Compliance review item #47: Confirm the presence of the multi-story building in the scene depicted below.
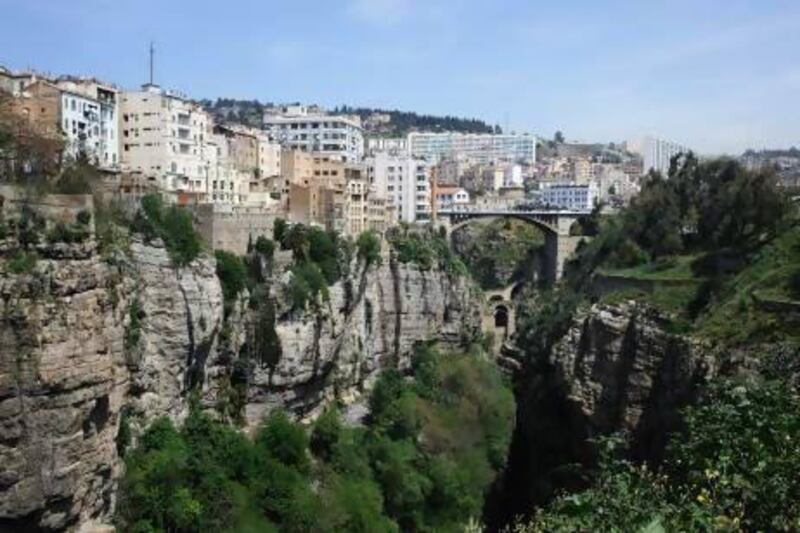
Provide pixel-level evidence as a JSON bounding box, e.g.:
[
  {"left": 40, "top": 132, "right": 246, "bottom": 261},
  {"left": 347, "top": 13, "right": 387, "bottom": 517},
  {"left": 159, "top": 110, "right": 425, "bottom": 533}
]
[
  {"left": 367, "top": 195, "right": 397, "bottom": 233},
  {"left": 263, "top": 105, "right": 364, "bottom": 163},
  {"left": 628, "top": 136, "right": 689, "bottom": 178},
  {"left": 119, "top": 84, "right": 214, "bottom": 200},
  {"left": 343, "top": 178, "right": 368, "bottom": 236},
  {"left": 56, "top": 78, "right": 119, "bottom": 170},
  {"left": 541, "top": 182, "right": 598, "bottom": 211},
  {"left": 434, "top": 186, "right": 470, "bottom": 211},
  {"left": 365, "top": 137, "right": 407, "bottom": 155},
  {"left": 366, "top": 151, "right": 432, "bottom": 223},
  {"left": 407, "top": 132, "right": 536, "bottom": 164}
]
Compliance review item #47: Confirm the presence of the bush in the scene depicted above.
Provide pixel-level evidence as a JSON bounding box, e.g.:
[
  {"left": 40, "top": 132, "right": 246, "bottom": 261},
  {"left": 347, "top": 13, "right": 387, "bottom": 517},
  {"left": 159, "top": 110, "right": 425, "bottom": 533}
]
[
  {"left": 289, "top": 262, "right": 329, "bottom": 310},
  {"left": 124, "top": 299, "right": 145, "bottom": 352},
  {"left": 6, "top": 249, "right": 38, "bottom": 274},
  {"left": 215, "top": 250, "right": 248, "bottom": 306},
  {"left": 76, "top": 209, "right": 92, "bottom": 226},
  {"left": 133, "top": 194, "right": 202, "bottom": 266},
  {"left": 254, "top": 236, "right": 275, "bottom": 257},
  {"left": 273, "top": 218, "right": 287, "bottom": 246},
  {"left": 357, "top": 231, "right": 381, "bottom": 265}
]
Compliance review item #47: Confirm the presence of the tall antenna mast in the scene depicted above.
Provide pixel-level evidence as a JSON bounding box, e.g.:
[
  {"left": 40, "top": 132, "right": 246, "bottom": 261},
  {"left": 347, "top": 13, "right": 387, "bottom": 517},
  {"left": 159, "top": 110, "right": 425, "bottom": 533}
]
[{"left": 149, "top": 41, "right": 155, "bottom": 85}]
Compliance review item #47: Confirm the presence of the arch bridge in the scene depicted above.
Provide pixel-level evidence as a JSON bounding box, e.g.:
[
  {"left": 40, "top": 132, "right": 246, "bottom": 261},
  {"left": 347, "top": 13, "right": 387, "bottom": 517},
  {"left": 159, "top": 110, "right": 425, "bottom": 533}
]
[{"left": 438, "top": 208, "right": 590, "bottom": 284}]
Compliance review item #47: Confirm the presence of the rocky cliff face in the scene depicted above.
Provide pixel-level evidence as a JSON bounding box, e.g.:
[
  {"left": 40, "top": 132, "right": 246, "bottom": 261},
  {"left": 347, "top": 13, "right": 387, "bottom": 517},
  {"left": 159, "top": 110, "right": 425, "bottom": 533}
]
[
  {"left": 489, "top": 300, "right": 714, "bottom": 527},
  {"left": 0, "top": 237, "right": 481, "bottom": 530},
  {"left": 239, "top": 256, "right": 481, "bottom": 425}
]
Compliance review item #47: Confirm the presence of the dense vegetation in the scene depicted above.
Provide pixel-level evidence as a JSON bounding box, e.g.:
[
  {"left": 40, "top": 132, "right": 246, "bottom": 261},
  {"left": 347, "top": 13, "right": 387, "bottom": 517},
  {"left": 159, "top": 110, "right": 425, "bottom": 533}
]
[
  {"left": 387, "top": 225, "right": 467, "bottom": 275},
  {"left": 117, "top": 344, "right": 514, "bottom": 532},
  {"left": 451, "top": 218, "right": 544, "bottom": 290},
  {"left": 133, "top": 194, "right": 203, "bottom": 267},
  {"left": 334, "top": 105, "right": 499, "bottom": 136},
  {"left": 272, "top": 219, "right": 354, "bottom": 310},
  {"left": 519, "top": 375, "right": 800, "bottom": 532}
]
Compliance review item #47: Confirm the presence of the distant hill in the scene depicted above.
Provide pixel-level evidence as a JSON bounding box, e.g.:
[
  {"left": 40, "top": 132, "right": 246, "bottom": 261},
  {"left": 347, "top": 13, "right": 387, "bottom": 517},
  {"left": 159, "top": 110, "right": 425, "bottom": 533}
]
[
  {"left": 333, "top": 105, "right": 500, "bottom": 136},
  {"left": 199, "top": 98, "right": 500, "bottom": 136}
]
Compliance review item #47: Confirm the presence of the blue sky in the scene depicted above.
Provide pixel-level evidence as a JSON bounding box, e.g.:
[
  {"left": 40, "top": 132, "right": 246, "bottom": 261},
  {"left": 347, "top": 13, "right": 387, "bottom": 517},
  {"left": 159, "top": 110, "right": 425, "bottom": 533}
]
[{"left": 1, "top": 0, "right": 798, "bottom": 154}]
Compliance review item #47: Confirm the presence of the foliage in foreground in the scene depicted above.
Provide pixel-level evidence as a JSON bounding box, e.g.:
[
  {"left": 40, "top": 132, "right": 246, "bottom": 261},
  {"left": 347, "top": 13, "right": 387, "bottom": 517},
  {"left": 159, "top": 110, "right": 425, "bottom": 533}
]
[
  {"left": 519, "top": 377, "right": 800, "bottom": 532},
  {"left": 117, "top": 345, "right": 514, "bottom": 532},
  {"left": 387, "top": 225, "right": 467, "bottom": 275}
]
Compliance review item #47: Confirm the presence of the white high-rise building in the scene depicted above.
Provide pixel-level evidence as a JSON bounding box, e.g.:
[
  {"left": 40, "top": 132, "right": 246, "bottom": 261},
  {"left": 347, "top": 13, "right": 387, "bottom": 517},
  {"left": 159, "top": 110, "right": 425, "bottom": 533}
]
[
  {"left": 629, "top": 136, "right": 690, "bottom": 178},
  {"left": 407, "top": 132, "right": 536, "bottom": 164},
  {"left": 56, "top": 79, "right": 119, "bottom": 170},
  {"left": 366, "top": 151, "right": 432, "bottom": 223},
  {"left": 263, "top": 105, "right": 364, "bottom": 163}
]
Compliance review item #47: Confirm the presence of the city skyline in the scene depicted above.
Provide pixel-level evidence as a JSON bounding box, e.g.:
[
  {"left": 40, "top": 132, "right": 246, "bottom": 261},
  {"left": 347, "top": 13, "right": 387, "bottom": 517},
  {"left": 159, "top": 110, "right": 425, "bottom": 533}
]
[{"left": 1, "top": 0, "right": 799, "bottom": 154}]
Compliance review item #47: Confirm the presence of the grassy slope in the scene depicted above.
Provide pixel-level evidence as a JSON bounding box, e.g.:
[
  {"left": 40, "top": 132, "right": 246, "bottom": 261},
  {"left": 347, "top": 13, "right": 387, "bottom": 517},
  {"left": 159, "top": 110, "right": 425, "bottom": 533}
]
[{"left": 597, "top": 223, "right": 800, "bottom": 343}]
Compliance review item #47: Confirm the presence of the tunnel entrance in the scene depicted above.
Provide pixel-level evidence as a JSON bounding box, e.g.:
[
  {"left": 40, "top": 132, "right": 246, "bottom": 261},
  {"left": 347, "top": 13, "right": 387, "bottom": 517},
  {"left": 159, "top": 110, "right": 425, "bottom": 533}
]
[{"left": 494, "top": 305, "right": 509, "bottom": 329}]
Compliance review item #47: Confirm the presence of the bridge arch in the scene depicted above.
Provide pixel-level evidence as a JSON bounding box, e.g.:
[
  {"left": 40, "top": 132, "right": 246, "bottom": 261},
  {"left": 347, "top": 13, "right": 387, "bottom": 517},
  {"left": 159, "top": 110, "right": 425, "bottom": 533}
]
[{"left": 440, "top": 210, "right": 588, "bottom": 284}]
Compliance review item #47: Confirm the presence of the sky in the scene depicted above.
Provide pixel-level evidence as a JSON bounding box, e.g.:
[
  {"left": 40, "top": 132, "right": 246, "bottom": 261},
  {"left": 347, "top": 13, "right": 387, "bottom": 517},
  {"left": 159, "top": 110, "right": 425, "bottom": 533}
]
[{"left": 1, "top": 0, "right": 799, "bottom": 154}]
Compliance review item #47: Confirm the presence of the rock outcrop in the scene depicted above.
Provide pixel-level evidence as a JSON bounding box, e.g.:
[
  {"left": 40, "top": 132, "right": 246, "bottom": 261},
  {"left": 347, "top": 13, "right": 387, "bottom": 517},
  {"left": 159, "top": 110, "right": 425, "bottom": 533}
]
[
  {"left": 490, "top": 300, "right": 714, "bottom": 527},
  {"left": 0, "top": 235, "right": 481, "bottom": 530},
  {"left": 239, "top": 257, "right": 481, "bottom": 425}
]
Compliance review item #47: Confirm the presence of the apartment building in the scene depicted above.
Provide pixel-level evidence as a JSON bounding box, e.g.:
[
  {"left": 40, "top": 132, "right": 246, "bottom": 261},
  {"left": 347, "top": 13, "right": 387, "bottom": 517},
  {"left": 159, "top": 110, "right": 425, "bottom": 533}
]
[
  {"left": 407, "top": 132, "right": 536, "bottom": 164},
  {"left": 56, "top": 78, "right": 119, "bottom": 170},
  {"left": 263, "top": 105, "right": 364, "bottom": 163},
  {"left": 119, "top": 85, "right": 215, "bottom": 199},
  {"left": 366, "top": 151, "right": 432, "bottom": 223},
  {"left": 367, "top": 196, "right": 397, "bottom": 233},
  {"left": 628, "top": 136, "right": 689, "bottom": 178},
  {"left": 541, "top": 182, "right": 598, "bottom": 211},
  {"left": 434, "top": 186, "right": 470, "bottom": 211}
]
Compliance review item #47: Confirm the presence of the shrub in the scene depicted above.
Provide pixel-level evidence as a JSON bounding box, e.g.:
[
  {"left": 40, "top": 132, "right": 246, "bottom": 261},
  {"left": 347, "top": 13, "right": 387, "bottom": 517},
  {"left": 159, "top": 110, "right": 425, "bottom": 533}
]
[
  {"left": 132, "top": 194, "right": 202, "bottom": 266},
  {"left": 254, "top": 236, "right": 275, "bottom": 257},
  {"left": 124, "top": 299, "right": 145, "bottom": 352},
  {"left": 273, "top": 218, "right": 287, "bottom": 246},
  {"left": 76, "top": 209, "right": 92, "bottom": 226},
  {"left": 789, "top": 268, "right": 800, "bottom": 300},
  {"left": 6, "top": 249, "right": 37, "bottom": 274},
  {"left": 215, "top": 250, "right": 248, "bottom": 306},
  {"left": 357, "top": 231, "right": 381, "bottom": 265}
]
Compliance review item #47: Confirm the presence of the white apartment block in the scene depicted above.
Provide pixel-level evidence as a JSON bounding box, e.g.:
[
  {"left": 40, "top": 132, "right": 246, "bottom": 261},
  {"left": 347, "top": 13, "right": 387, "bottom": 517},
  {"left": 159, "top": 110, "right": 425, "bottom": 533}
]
[
  {"left": 263, "top": 106, "right": 364, "bottom": 163},
  {"left": 366, "top": 151, "right": 432, "bottom": 223},
  {"left": 207, "top": 133, "right": 249, "bottom": 204},
  {"left": 366, "top": 137, "right": 407, "bottom": 155},
  {"left": 120, "top": 85, "right": 216, "bottom": 198},
  {"left": 629, "top": 136, "right": 689, "bottom": 178},
  {"left": 57, "top": 80, "right": 119, "bottom": 170},
  {"left": 435, "top": 186, "right": 470, "bottom": 211},
  {"left": 541, "top": 182, "right": 598, "bottom": 211},
  {"left": 407, "top": 132, "right": 536, "bottom": 164}
]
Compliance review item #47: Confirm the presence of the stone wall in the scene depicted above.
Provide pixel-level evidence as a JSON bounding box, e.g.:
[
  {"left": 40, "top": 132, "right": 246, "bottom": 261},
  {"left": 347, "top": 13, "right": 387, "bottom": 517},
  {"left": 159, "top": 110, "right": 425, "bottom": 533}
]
[{"left": 191, "top": 203, "right": 279, "bottom": 255}]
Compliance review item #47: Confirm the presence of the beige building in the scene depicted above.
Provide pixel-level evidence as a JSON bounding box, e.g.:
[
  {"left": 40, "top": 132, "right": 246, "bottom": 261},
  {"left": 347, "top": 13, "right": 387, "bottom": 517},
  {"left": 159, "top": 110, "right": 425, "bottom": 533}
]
[{"left": 119, "top": 85, "right": 215, "bottom": 202}]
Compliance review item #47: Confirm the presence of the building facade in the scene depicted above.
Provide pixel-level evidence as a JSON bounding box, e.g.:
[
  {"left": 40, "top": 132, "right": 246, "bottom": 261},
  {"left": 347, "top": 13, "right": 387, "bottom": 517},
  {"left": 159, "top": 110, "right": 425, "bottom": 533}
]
[
  {"left": 263, "top": 106, "right": 364, "bottom": 163},
  {"left": 366, "top": 151, "right": 432, "bottom": 223},
  {"left": 629, "top": 136, "right": 689, "bottom": 178},
  {"left": 56, "top": 79, "right": 119, "bottom": 170},
  {"left": 407, "top": 132, "right": 536, "bottom": 164},
  {"left": 541, "top": 182, "right": 598, "bottom": 211},
  {"left": 119, "top": 85, "right": 215, "bottom": 200}
]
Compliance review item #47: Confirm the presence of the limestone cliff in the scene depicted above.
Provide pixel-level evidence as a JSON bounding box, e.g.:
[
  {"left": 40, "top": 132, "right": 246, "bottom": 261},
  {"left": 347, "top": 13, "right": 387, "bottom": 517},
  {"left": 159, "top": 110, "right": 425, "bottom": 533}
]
[
  {"left": 491, "top": 300, "right": 714, "bottom": 527},
  {"left": 237, "top": 256, "right": 481, "bottom": 425},
  {"left": 0, "top": 235, "right": 480, "bottom": 530}
]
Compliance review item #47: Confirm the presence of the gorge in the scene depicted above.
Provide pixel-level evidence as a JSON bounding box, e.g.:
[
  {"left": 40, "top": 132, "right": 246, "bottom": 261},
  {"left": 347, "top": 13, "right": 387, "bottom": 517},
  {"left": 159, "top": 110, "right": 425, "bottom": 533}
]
[{"left": 3, "top": 150, "right": 800, "bottom": 532}]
